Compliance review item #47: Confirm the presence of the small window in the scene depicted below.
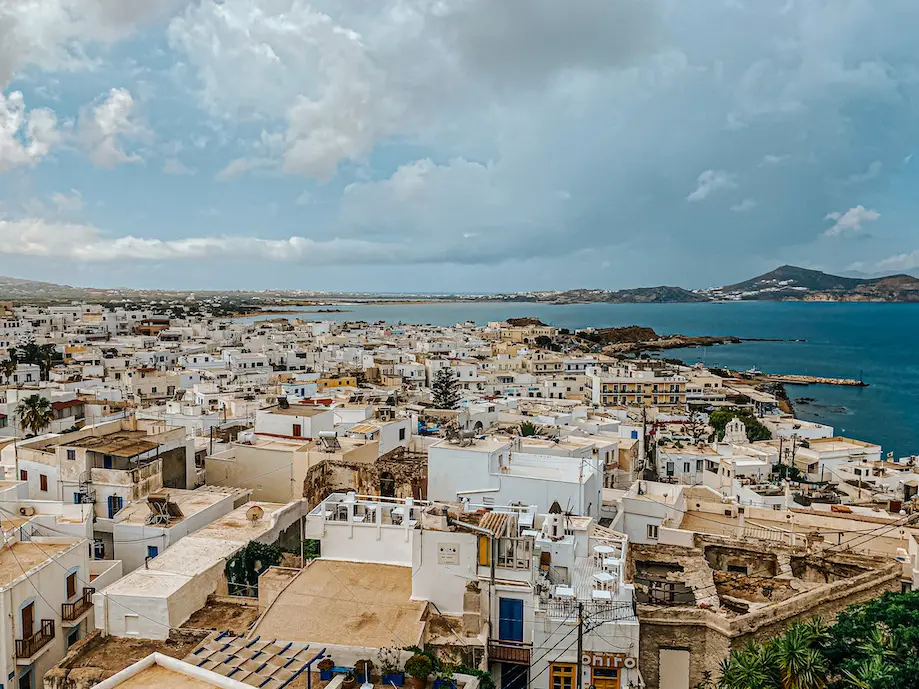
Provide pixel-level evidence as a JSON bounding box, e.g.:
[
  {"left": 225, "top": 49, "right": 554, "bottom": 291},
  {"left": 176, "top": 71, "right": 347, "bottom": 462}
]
[
  {"left": 398, "top": 427, "right": 406, "bottom": 441},
  {"left": 647, "top": 524, "right": 660, "bottom": 540},
  {"left": 66, "top": 449, "right": 76, "bottom": 461},
  {"left": 727, "top": 564, "right": 749, "bottom": 575},
  {"left": 147, "top": 545, "right": 159, "bottom": 559},
  {"left": 66, "top": 571, "right": 77, "bottom": 599},
  {"left": 39, "top": 474, "right": 48, "bottom": 492},
  {"left": 19, "top": 470, "right": 27, "bottom": 482},
  {"left": 74, "top": 493, "right": 81, "bottom": 504}
]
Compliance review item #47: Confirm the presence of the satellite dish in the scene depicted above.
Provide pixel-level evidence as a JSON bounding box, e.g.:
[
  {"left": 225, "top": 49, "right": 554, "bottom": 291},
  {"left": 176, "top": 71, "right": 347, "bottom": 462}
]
[{"left": 246, "top": 505, "right": 265, "bottom": 522}]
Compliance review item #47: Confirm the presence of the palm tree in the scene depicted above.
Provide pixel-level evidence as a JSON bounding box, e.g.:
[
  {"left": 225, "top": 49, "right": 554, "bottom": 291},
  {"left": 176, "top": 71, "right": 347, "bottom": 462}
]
[
  {"left": 37, "top": 343, "right": 58, "bottom": 380},
  {"left": 772, "top": 623, "right": 827, "bottom": 689},
  {"left": 15, "top": 394, "right": 54, "bottom": 437},
  {"left": 519, "top": 420, "right": 542, "bottom": 437},
  {"left": 719, "top": 641, "right": 775, "bottom": 689},
  {"left": 0, "top": 359, "right": 16, "bottom": 385}
]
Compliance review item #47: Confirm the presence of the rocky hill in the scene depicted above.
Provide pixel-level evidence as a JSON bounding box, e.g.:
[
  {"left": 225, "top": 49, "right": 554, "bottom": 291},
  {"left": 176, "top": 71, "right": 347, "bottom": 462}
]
[{"left": 703, "top": 265, "right": 919, "bottom": 302}]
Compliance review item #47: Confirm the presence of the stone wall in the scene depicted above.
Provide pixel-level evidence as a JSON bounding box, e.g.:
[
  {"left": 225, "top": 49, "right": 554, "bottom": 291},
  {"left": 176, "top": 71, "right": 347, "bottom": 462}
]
[
  {"left": 302, "top": 448, "right": 427, "bottom": 508},
  {"left": 636, "top": 555, "right": 901, "bottom": 689}
]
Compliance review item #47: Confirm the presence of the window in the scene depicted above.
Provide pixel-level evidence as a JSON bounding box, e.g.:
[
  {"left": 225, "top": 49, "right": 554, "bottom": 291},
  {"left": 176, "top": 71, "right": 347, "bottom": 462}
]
[
  {"left": 150, "top": 387, "right": 157, "bottom": 394},
  {"left": 107, "top": 495, "right": 123, "bottom": 519},
  {"left": 696, "top": 459, "right": 703, "bottom": 471},
  {"left": 66, "top": 571, "right": 77, "bottom": 599},
  {"left": 19, "top": 469, "right": 27, "bottom": 482},
  {"left": 398, "top": 427, "right": 406, "bottom": 441},
  {"left": 550, "top": 664, "right": 576, "bottom": 689},
  {"left": 66, "top": 449, "right": 76, "bottom": 461},
  {"left": 74, "top": 493, "right": 81, "bottom": 504},
  {"left": 683, "top": 462, "right": 690, "bottom": 473},
  {"left": 39, "top": 474, "right": 48, "bottom": 492},
  {"left": 647, "top": 524, "right": 660, "bottom": 540},
  {"left": 147, "top": 546, "right": 159, "bottom": 559},
  {"left": 292, "top": 423, "right": 302, "bottom": 437}
]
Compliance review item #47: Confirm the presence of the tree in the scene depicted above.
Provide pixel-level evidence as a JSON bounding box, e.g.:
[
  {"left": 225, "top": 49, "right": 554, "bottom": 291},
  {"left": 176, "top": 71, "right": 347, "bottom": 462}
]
[
  {"left": 0, "top": 359, "right": 16, "bottom": 384},
  {"left": 518, "top": 420, "right": 541, "bottom": 437},
  {"left": 717, "top": 594, "right": 919, "bottom": 689},
  {"left": 534, "top": 335, "right": 553, "bottom": 348},
  {"left": 15, "top": 394, "right": 54, "bottom": 437},
  {"left": 432, "top": 367, "right": 461, "bottom": 410},
  {"left": 709, "top": 409, "right": 772, "bottom": 442},
  {"left": 37, "top": 343, "right": 59, "bottom": 380}
]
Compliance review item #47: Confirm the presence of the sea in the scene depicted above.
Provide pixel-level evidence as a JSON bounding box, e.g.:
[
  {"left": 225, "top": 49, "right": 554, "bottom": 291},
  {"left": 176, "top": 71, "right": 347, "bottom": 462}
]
[{"left": 241, "top": 301, "right": 919, "bottom": 458}]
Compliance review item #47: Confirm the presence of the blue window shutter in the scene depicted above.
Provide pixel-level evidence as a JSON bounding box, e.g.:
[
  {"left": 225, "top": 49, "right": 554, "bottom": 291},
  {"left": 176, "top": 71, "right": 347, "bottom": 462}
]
[{"left": 498, "top": 598, "right": 524, "bottom": 642}]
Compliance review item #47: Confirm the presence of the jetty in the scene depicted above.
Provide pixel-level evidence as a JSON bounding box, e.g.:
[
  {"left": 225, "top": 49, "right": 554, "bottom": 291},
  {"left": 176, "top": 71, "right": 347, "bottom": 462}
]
[{"left": 764, "top": 374, "right": 867, "bottom": 387}]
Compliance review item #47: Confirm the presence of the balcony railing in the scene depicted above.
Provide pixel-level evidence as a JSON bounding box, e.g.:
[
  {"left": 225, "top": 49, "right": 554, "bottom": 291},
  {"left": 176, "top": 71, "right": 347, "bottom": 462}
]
[
  {"left": 488, "top": 640, "right": 531, "bottom": 665},
  {"left": 62, "top": 588, "right": 95, "bottom": 621},
  {"left": 16, "top": 619, "right": 54, "bottom": 658}
]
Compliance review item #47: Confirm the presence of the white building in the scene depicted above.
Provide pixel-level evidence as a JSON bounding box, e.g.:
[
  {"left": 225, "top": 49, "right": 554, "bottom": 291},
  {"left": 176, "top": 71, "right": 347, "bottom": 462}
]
[{"left": 427, "top": 436, "right": 604, "bottom": 518}]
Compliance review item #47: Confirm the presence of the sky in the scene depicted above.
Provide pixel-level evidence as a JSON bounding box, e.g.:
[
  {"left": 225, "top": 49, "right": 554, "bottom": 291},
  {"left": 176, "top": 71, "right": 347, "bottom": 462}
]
[{"left": 1, "top": 0, "right": 919, "bottom": 292}]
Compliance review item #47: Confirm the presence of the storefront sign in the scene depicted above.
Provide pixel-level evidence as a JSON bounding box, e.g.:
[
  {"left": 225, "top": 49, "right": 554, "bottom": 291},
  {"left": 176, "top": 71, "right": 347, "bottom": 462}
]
[{"left": 581, "top": 653, "right": 637, "bottom": 670}]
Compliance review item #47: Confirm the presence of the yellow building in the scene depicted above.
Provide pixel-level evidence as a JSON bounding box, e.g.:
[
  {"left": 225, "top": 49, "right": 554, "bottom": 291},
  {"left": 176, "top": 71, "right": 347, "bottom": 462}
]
[{"left": 316, "top": 375, "right": 358, "bottom": 391}]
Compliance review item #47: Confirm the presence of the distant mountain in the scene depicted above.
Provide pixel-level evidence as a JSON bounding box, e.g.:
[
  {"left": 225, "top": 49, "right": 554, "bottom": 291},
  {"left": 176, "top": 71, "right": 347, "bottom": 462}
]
[
  {"left": 0, "top": 276, "right": 98, "bottom": 301},
  {"left": 707, "top": 265, "right": 919, "bottom": 302},
  {"left": 534, "top": 286, "right": 708, "bottom": 304},
  {"left": 0, "top": 265, "right": 916, "bottom": 305}
]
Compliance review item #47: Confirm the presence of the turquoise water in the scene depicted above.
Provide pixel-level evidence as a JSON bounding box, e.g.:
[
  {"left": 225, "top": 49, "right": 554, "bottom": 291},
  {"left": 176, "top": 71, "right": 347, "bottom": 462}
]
[{"left": 247, "top": 302, "right": 919, "bottom": 457}]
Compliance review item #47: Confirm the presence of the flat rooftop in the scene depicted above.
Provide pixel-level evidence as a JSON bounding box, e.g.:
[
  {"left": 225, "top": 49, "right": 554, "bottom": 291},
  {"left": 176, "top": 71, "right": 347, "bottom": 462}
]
[
  {"left": 116, "top": 489, "right": 233, "bottom": 527},
  {"left": 112, "top": 663, "right": 217, "bottom": 689},
  {"left": 181, "top": 599, "right": 260, "bottom": 635},
  {"left": 0, "top": 541, "right": 73, "bottom": 587},
  {"left": 69, "top": 634, "right": 208, "bottom": 676},
  {"left": 430, "top": 436, "right": 511, "bottom": 453},
  {"left": 250, "top": 559, "right": 425, "bottom": 648},
  {"left": 264, "top": 405, "right": 329, "bottom": 417},
  {"left": 63, "top": 431, "right": 159, "bottom": 457}
]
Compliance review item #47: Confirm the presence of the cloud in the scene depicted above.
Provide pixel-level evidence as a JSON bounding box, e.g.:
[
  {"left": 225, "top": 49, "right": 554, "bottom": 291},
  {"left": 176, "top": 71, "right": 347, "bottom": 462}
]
[
  {"left": 760, "top": 154, "right": 789, "bottom": 167},
  {"left": 0, "top": 90, "right": 59, "bottom": 171},
  {"left": 77, "top": 88, "right": 151, "bottom": 168},
  {"left": 731, "top": 198, "right": 757, "bottom": 213},
  {"left": 50, "top": 190, "right": 84, "bottom": 216},
  {"left": 872, "top": 250, "right": 919, "bottom": 273},
  {"left": 295, "top": 191, "right": 312, "bottom": 206},
  {"left": 215, "top": 157, "right": 274, "bottom": 181},
  {"left": 163, "top": 157, "right": 194, "bottom": 175},
  {"left": 845, "top": 160, "right": 882, "bottom": 184},
  {"left": 686, "top": 170, "right": 738, "bottom": 202},
  {"left": 0, "top": 217, "right": 504, "bottom": 265},
  {"left": 823, "top": 205, "right": 880, "bottom": 238},
  {"left": 0, "top": 0, "right": 190, "bottom": 87}
]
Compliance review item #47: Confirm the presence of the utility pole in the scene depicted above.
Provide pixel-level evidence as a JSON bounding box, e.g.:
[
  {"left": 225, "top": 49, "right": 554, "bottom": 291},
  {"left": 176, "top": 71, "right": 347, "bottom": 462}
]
[{"left": 576, "top": 602, "right": 584, "bottom": 689}]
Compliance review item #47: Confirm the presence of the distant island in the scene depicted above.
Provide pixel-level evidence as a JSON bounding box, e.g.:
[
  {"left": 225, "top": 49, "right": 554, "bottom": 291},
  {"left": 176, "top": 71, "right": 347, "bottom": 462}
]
[{"left": 0, "top": 264, "right": 917, "bottom": 306}]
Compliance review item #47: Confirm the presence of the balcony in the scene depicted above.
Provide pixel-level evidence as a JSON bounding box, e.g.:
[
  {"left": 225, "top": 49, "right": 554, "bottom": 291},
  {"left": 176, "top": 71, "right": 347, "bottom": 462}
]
[
  {"left": 62, "top": 588, "right": 95, "bottom": 624},
  {"left": 16, "top": 619, "right": 55, "bottom": 661},
  {"left": 488, "top": 640, "right": 532, "bottom": 665}
]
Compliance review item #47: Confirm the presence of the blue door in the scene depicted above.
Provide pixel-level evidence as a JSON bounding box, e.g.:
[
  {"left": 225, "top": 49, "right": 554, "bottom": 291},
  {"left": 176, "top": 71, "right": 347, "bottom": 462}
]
[{"left": 498, "top": 598, "right": 524, "bottom": 642}]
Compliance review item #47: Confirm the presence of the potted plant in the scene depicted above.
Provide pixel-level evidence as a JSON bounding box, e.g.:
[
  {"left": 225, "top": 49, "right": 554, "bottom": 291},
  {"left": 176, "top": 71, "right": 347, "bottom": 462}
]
[
  {"left": 318, "top": 658, "right": 335, "bottom": 682},
  {"left": 342, "top": 671, "right": 357, "bottom": 689},
  {"left": 355, "top": 659, "right": 374, "bottom": 684},
  {"left": 378, "top": 648, "right": 405, "bottom": 687},
  {"left": 433, "top": 665, "right": 457, "bottom": 689},
  {"left": 404, "top": 654, "right": 433, "bottom": 689}
]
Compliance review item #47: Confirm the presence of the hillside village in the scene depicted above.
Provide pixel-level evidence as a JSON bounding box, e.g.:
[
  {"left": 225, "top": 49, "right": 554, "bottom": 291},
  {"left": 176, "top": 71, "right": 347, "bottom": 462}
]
[{"left": 0, "top": 303, "right": 914, "bottom": 689}]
